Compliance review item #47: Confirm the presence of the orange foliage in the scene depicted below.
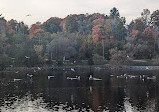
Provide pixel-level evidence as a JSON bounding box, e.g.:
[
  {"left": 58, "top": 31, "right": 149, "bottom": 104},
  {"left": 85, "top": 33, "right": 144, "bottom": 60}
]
[
  {"left": 93, "top": 18, "right": 105, "bottom": 25},
  {"left": 92, "top": 25, "right": 105, "bottom": 44},
  {"left": 131, "top": 29, "right": 140, "bottom": 37},
  {"left": 142, "top": 27, "right": 157, "bottom": 39},
  {"left": 29, "top": 24, "right": 43, "bottom": 39},
  {"left": 60, "top": 19, "right": 66, "bottom": 33},
  {"left": 79, "top": 40, "right": 87, "bottom": 53},
  {"left": 110, "top": 36, "right": 115, "bottom": 40}
]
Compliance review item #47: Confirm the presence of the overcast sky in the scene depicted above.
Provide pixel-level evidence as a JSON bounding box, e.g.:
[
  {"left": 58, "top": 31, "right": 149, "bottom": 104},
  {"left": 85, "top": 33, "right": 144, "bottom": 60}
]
[{"left": 0, "top": 0, "right": 159, "bottom": 25}]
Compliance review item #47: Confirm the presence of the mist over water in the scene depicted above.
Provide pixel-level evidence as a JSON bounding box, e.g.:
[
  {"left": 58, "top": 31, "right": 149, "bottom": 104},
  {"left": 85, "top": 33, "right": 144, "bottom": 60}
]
[{"left": 0, "top": 70, "right": 158, "bottom": 112}]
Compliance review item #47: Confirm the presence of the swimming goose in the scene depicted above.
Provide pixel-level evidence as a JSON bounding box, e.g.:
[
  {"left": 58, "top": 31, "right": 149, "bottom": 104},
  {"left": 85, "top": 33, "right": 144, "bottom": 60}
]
[
  {"left": 48, "top": 76, "right": 54, "bottom": 79},
  {"left": 33, "top": 69, "right": 36, "bottom": 72},
  {"left": 147, "top": 76, "right": 156, "bottom": 80},
  {"left": 15, "top": 71, "right": 19, "bottom": 74},
  {"left": 67, "top": 76, "right": 80, "bottom": 80},
  {"left": 71, "top": 68, "right": 75, "bottom": 72},
  {"left": 25, "top": 56, "right": 30, "bottom": 59},
  {"left": 27, "top": 74, "right": 33, "bottom": 77},
  {"left": 89, "top": 75, "right": 102, "bottom": 81},
  {"left": 37, "top": 67, "right": 41, "bottom": 70},
  {"left": 14, "top": 78, "right": 22, "bottom": 82}
]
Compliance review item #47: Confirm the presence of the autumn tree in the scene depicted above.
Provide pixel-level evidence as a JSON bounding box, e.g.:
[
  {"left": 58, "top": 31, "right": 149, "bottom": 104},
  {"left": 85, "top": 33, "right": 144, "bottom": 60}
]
[
  {"left": 42, "top": 17, "right": 62, "bottom": 33},
  {"left": 92, "top": 24, "right": 105, "bottom": 44},
  {"left": 142, "top": 27, "right": 157, "bottom": 53},
  {"left": 0, "top": 18, "right": 7, "bottom": 35},
  {"left": 7, "top": 20, "right": 28, "bottom": 35},
  {"left": 29, "top": 24, "right": 43, "bottom": 39}
]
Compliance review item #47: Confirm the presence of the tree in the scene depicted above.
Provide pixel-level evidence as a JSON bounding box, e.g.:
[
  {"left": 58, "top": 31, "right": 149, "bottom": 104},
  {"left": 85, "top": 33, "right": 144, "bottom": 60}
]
[
  {"left": 141, "top": 9, "right": 150, "bottom": 26},
  {"left": 124, "top": 31, "right": 154, "bottom": 59},
  {"left": 7, "top": 20, "right": 28, "bottom": 35},
  {"left": 151, "top": 10, "right": 159, "bottom": 50},
  {"left": 109, "top": 48, "right": 131, "bottom": 67},
  {"left": 48, "top": 37, "right": 77, "bottom": 61},
  {"left": 151, "top": 10, "right": 159, "bottom": 26},
  {"left": 152, "top": 55, "right": 159, "bottom": 65},
  {"left": 29, "top": 24, "right": 43, "bottom": 39},
  {"left": 0, "top": 33, "right": 10, "bottom": 70},
  {"left": 92, "top": 25, "right": 105, "bottom": 44},
  {"left": 79, "top": 35, "right": 94, "bottom": 59},
  {"left": 65, "top": 15, "right": 79, "bottom": 33},
  {"left": 142, "top": 27, "right": 157, "bottom": 53},
  {"left": 0, "top": 19, "right": 7, "bottom": 35},
  {"left": 42, "top": 17, "right": 62, "bottom": 33},
  {"left": 133, "top": 18, "right": 145, "bottom": 32},
  {"left": 110, "top": 7, "right": 120, "bottom": 18}
]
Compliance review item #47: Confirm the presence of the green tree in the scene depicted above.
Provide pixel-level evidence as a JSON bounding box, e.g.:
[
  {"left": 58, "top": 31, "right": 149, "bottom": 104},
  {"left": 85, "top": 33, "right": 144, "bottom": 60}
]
[
  {"left": 110, "top": 7, "right": 120, "bottom": 18},
  {"left": 65, "top": 16, "right": 79, "bottom": 33},
  {"left": 42, "top": 17, "right": 62, "bottom": 33},
  {"left": 151, "top": 10, "right": 159, "bottom": 26}
]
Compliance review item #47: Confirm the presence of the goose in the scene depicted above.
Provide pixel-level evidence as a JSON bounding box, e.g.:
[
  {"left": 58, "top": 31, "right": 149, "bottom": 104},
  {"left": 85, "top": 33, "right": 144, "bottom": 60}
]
[
  {"left": 25, "top": 56, "right": 30, "bottom": 59},
  {"left": 147, "top": 76, "right": 156, "bottom": 80},
  {"left": 139, "top": 75, "right": 142, "bottom": 79},
  {"left": 89, "top": 86, "right": 92, "bottom": 93},
  {"left": 130, "top": 75, "right": 136, "bottom": 78},
  {"left": 33, "top": 69, "right": 36, "bottom": 72},
  {"left": 48, "top": 76, "right": 54, "bottom": 79},
  {"left": 27, "top": 74, "right": 33, "bottom": 77},
  {"left": 142, "top": 78, "right": 145, "bottom": 81},
  {"left": 26, "top": 14, "right": 31, "bottom": 17},
  {"left": 94, "top": 67, "right": 101, "bottom": 70},
  {"left": 71, "top": 68, "right": 75, "bottom": 72},
  {"left": 15, "top": 71, "right": 19, "bottom": 74},
  {"left": 117, "top": 75, "right": 125, "bottom": 78},
  {"left": 124, "top": 73, "right": 127, "bottom": 76},
  {"left": 37, "top": 67, "right": 41, "bottom": 70},
  {"left": 139, "top": 75, "right": 145, "bottom": 81},
  {"left": 71, "top": 95, "right": 74, "bottom": 103},
  {"left": 146, "top": 92, "right": 149, "bottom": 97},
  {"left": 67, "top": 76, "right": 80, "bottom": 80},
  {"left": 89, "top": 75, "right": 102, "bottom": 81},
  {"left": 14, "top": 78, "right": 22, "bottom": 82}
]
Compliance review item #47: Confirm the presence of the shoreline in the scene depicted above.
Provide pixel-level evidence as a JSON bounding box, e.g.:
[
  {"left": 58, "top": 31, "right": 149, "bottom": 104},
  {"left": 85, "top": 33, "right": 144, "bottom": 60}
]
[{"left": 1, "top": 64, "right": 159, "bottom": 73}]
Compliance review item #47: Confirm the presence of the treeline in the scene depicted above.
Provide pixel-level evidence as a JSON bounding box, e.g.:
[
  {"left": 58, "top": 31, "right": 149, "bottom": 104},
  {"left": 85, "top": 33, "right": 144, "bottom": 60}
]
[{"left": 0, "top": 7, "right": 159, "bottom": 69}]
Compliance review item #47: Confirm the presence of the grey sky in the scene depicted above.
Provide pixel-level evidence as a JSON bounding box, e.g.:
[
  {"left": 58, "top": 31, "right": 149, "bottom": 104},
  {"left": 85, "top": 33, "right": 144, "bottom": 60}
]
[{"left": 0, "top": 0, "right": 159, "bottom": 25}]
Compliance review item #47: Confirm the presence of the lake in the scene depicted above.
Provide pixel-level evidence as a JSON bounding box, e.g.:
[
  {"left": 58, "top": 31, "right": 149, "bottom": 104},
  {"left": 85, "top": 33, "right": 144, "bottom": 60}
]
[{"left": 0, "top": 68, "right": 158, "bottom": 112}]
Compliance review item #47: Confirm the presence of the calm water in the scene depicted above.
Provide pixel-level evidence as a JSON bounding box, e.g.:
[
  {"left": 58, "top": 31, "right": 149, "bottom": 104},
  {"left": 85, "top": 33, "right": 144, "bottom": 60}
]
[{"left": 0, "top": 69, "right": 159, "bottom": 112}]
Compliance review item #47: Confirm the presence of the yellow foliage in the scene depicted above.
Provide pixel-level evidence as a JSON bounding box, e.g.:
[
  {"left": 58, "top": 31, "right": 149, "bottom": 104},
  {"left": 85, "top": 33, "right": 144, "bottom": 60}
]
[{"left": 34, "top": 45, "right": 43, "bottom": 55}]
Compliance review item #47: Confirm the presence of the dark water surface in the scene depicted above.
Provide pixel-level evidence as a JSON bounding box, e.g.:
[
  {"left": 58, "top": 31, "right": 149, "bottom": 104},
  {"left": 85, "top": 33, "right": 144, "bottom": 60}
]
[{"left": 0, "top": 69, "right": 159, "bottom": 112}]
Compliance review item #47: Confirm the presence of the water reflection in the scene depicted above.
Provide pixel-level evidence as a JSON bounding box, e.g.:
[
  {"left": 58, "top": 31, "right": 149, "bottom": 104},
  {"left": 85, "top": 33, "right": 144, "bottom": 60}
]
[{"left": 0, "top": 70, "right": 158, "bottom": 111}]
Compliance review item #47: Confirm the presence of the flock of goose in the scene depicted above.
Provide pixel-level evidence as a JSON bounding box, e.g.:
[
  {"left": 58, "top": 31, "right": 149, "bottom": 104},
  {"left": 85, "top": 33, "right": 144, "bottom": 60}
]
[
  {"left": 111, "top": 73, "right": 156, "bottom": 81},
  {"left": 13, "top": 67, "right": 157, "bottom": 82},
  {"left": 13, "top": 67, "right": 103, "bottom": 82}
]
